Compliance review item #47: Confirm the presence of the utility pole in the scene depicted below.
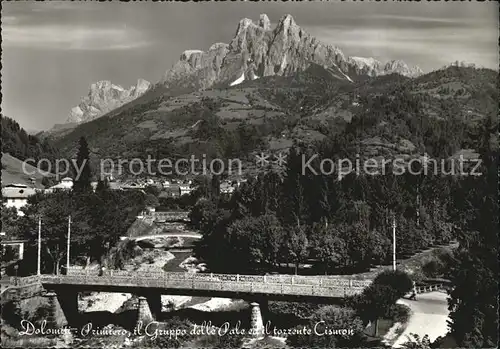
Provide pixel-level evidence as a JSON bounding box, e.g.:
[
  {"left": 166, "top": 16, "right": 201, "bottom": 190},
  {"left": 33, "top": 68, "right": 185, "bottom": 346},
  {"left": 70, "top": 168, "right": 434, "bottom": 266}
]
[
  {"left": 66, "top": 215, "right": 71, "bottom": 272},
  {"left": 37, "top": 217, "right": 41, "bottom": 275},
  {"left": 392, "top": 214, "right": 397, "bottom": 271},
  {"left": 416, "top": 185, "right": 420, "bottom": 227}
]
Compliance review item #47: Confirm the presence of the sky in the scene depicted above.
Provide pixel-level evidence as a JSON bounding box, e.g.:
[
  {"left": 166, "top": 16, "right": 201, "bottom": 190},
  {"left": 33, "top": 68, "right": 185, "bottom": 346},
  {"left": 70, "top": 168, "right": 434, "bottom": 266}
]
[{"left": 2, "top": 1, "right": 498, "bottom": 132}]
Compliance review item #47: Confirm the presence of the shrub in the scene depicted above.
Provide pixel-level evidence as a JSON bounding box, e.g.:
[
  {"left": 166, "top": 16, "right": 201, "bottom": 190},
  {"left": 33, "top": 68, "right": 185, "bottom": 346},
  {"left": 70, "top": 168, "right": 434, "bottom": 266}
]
[{"left": 373, "top": 269, "right": 413, "bottom": 298}]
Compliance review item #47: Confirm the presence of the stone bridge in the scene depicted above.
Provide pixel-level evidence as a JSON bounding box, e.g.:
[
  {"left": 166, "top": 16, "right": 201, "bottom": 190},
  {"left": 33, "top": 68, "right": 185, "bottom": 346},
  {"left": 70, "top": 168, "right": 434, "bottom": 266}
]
[{"left": 2, "top": 272, "right": 373, "bottom": 337}]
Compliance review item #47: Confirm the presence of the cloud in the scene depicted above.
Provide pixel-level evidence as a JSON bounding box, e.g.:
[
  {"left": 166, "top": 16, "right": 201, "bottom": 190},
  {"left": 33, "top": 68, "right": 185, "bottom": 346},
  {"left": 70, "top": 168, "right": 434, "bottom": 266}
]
[
  {"left": 2, "top": 16, "right": 18, "bottom": 25},
  {"left": 29, "top": 2, "right": 100, "bottom": 12},
  {"left": 2, "top": 23, "right": 150, "bottom": 51},
  {"left": 367, "top": 14, "right": 469, "bottom": 24}
]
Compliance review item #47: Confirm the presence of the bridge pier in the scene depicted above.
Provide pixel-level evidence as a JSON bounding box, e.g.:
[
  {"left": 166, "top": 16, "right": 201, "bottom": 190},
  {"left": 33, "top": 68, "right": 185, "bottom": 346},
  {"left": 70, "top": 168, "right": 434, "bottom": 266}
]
[
  {"left": 136, "top": 296, "right": 154, "bottom": 327},
  {"left": 249, "top": 302, "right": 265, "bottom": 338},
  {"left": 45, "top": 291, "right": 79, "bottom": 328}
]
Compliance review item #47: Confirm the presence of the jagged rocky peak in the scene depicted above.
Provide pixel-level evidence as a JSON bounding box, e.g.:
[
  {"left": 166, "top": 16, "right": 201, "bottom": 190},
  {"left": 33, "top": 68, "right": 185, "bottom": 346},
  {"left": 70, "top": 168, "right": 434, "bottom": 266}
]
[
  {"left": 132, "top": 78, "right": 151, "bottom": 97},
  {"left": 277, "top": 14, "right": 297, "bottom": 31},
  {"left": 161, "top": 13, "right": 424, "bottom": 91},
  {"left": 348, "top": 56, "right": 423, "bottom": 78},
  {"left": 180, "top": 49, "right": 204, "bottom": 62},
  {"left": 66, "top": 78, "right": 151, "bottom": 124},
  {"left": 383, "top": 60, "right": 423, "bottom": 77},
  {"left": 259, "top": 14, "right": 271, "bottom": 30}
]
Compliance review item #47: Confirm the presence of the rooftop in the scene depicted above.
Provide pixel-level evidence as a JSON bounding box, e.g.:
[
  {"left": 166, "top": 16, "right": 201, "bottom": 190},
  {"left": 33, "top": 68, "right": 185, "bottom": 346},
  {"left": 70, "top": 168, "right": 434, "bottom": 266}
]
[{"left": 2, "top": 186, "right": 37, "bottom": 199}]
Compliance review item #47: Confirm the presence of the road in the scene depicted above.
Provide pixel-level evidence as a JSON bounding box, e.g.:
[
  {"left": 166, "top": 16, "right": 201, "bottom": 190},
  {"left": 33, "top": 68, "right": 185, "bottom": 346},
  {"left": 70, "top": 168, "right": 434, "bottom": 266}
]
[{"left": 393, "top": 291, "right": 450, "bottom": 347}]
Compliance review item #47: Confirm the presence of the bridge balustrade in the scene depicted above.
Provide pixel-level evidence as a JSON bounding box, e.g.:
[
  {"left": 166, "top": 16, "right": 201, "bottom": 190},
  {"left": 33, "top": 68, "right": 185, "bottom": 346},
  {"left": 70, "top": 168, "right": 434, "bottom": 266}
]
[
  {"left": 211, "top": 273, "right": 238, "bottom": 282},
  {"left": 238, "top": 275, "right": 265, "bottom": 283},
  {"left": 7, "top": 272, "right": 372, "bottom": 300},
  {"left": 351, "top": 280, "right": 372, "bottom": 288},
  {"left": 265, "top": 275, "right": 293, "bottom": 284},
  {"left": 40, "top": 271, "right": 373, "bottom": 288},
  {"left": 14, "top": 275, "right": 41, "bottom": 287}
]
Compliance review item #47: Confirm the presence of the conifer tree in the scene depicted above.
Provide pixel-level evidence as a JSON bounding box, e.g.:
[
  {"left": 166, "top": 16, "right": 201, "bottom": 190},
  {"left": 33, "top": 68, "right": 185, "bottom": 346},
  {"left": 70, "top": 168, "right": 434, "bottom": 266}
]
[{"left": 73, "top": 136, "right": 92, "bottom": 193}]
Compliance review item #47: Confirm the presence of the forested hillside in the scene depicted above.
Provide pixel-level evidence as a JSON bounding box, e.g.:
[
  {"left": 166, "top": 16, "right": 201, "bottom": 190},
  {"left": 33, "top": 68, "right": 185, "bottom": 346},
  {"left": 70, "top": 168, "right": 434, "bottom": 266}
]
[
  {"left": 47, "top": 66, "right": 497, "bottom": 178},
  {"left": 1, "top": 116, "right": 59, "bottom": 172}
]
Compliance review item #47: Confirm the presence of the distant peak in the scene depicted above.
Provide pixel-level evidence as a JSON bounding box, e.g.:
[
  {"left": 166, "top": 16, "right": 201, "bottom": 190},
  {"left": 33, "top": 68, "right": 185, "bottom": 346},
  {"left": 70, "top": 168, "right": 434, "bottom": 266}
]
[
  {"left": 384, "top": 59, "right": 407, "bottom": 69},
  {"left": 66, "top": 79, "right": 151, "bottom": 124},
  {"left": 259, "top": 14, "right": 271, "bottom": 30},
  {"left": 180, "top": 49, "right": 203, "bottom": 61},
  {"left": 94, "top": 80, "right": 112, "bottom": 87},
  {"left": 209, "top": 42, "right": 229, "bottom": 51},
  {"left": 237, "top": 18, "right": 256, "bottom": 32},
  {"left": 276, "top": 14, "right": 297, "bottom": 31},
  {"left": 279, "top": 14, "right": 296, "bottom": 25}
]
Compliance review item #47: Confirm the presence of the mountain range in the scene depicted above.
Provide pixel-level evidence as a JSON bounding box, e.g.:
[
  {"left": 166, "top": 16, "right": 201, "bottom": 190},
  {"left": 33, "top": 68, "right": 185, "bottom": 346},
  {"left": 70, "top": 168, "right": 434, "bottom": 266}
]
[
  {"left": 37, "top": 14, "right": 496, "bottom": 178},
  {"left": 50, "top": 14, "right": 421, "bottom": 130}
]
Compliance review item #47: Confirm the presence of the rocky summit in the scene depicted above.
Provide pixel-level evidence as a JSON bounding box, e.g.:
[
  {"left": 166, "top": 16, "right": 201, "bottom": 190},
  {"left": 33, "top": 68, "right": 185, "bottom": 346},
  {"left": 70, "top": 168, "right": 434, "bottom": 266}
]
[
  {"left": 348, "top": 57, "right": 423, "bottom": 78},
  {"left": 67, "top": 79, "right": 151, "bottom": 124},
  {"left": 160, "top": 14, "right": 422, "bottom": 90}
]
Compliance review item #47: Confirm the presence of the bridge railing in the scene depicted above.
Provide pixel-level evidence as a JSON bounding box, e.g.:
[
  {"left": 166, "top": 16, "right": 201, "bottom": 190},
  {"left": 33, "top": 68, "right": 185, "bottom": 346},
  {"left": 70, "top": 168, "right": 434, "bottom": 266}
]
[
  {"left": 8, "top": 275, "right": 41, "bottom": 287},
  {"left": 39, "top": 273, "right": 367, "bottom": 298},
  {"left": 40, "top": 271, "right": 372, "bottom": 289},
  {"left": 415, "top": 283, "right": 445, "bottom": 294},
  {"left": 1, "top": 282, "right": 45, "bottom": 304}
]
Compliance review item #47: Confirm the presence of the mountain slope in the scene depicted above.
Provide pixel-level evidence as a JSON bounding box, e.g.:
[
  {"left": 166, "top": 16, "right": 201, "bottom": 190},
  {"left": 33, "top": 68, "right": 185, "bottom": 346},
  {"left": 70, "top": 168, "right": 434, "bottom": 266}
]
[
  {"left": 48, "top": 65, "right": 498, "bottom": 178},
  {"left": 44, "top": 15, "right": 497, "bottom": 178},
  {"left": 1, "top": 116, "right": 59, "bottom": 165},
  {"left": 1, "top": 153, "right": 53, "bottom": 188}
]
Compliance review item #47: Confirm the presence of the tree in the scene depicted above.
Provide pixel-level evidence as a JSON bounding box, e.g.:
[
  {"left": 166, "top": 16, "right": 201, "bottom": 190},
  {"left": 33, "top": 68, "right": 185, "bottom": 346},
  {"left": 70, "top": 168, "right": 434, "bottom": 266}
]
[
  {"left": 446, "top": 140, "right": 498, "bottom": 347},
  {"left": 20, "top": 191, "right": 75, "bottom": 274},
  {"left": 350, "top": 283, "right": 400, "bottom": 335},
  {"left": 347, "top": 270, "right": 412, "bottom": 336},
  {"left": 1, "top": 206, "right": 21, "bottom": 238},
  {"left": 18, "top": 188, "right": 146, "bottom": 274},
  {"left": 225, "top": 214, "right": 284, "bottom": 271},
  {"left": 95, "top": 178, "right": 110, "bottom": 194},
  {"left": 73, "top": 136, "right": 92, "bottom": 193},
  {"left": 280, "top": 147, "right": 308, "bottom": 226},
  {"left": 342, "top": 222, "right": 389, "bottom": 271},
  {"left": 284, "top": 225, "right": 308, "bottom": 275},
  {"left": 309, "top": 223, "right": 348, "bottom": 274}
]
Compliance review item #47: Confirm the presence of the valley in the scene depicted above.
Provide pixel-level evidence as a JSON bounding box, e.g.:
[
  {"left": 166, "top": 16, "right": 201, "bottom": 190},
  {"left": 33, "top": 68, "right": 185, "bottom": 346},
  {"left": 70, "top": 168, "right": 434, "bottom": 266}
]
[{"left": 1, "top": 6, "right": 498, "bottom": 349}]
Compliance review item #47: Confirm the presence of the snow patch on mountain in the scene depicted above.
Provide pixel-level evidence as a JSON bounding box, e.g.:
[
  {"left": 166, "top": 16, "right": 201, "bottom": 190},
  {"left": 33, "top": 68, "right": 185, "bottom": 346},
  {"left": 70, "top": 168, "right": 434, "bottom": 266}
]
[{"left": 230, "top": 72, "right": 245, "bottom": 86}]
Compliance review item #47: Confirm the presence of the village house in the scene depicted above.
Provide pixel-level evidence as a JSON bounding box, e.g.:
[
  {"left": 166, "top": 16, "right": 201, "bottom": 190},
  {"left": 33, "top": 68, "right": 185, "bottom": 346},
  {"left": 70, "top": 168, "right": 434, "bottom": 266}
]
[
  {"left": 1, "top": 184, "right": 37, "bottom": 216},
  {"left": 179, "top": 184, "right": 193, "bottom": 196},
  {"left": 46, "top": 177, "right": 74, "bottom": 192},
  {"left": 159, "top": 185, "right": 182, "bottom": 198}
]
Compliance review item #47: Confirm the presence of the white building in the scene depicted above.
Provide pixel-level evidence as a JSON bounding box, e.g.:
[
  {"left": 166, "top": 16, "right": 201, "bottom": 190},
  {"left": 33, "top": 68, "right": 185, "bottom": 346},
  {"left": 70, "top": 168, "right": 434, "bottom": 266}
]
[
  {"left": 47, "top": 177, "right": 74, "bottom": 191},
  {"left": 1, "top": 184, "right": 37, "bottom": 216},
  {"left": 179, "top": 184, "right": 193, "bottom": 196},
  {"left": 220, "top": 182, "right": 236, "bottom": 194}
]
